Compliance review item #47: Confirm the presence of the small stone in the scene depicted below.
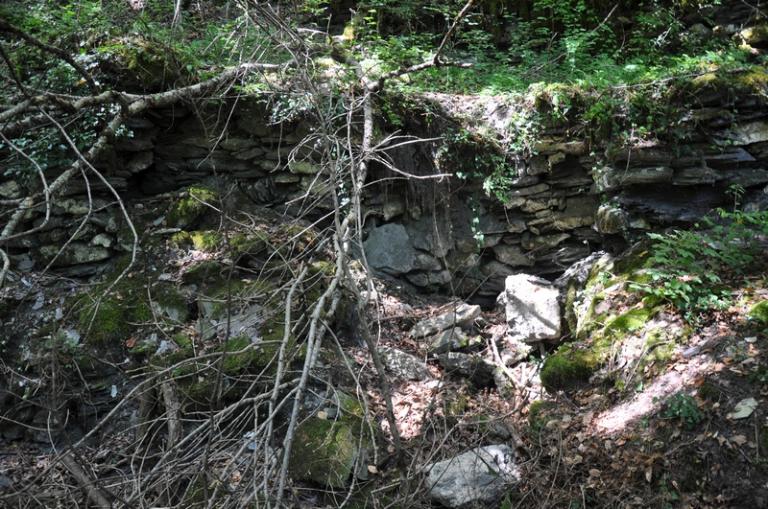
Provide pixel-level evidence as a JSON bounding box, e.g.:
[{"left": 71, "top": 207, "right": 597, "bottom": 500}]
[
  {"left": 548, "top": 152, "right": 566, "bottom": 167},
  {"left": 438, "top": 352, "right": 495, "bottom": 386},
  {"left": 0, "top": 180, "right": 21, "bottom": 199},
  {"left": 232, "top": 147, "right": 265, "bottom": 160},
  {"left": 428, "top": 327, "right": 472, "bottom": 355},
  {"left": 90, "top": 233, "right": 114, "bottom": 248},
  {"left": 493, "top": 244, "right": 534, "bottom": 267},
  {"left": 740, "top": 25, "right": 768, "bottom": 47},
  {"left": 273, "top": 173, "right": 301, "bottom": 183},
  {"left": 728, "top": 398, "right": 758, "bottom": 420},
  {"left": 39, "top": 243, "right": 111, "bottom": 266},
  {"left": 406, "top": 270, "right": 452, "bottom": 287},
  {"left": 596, "top": 204, "right": 628, "bottom": 234},
  {"left": 410, "top": 304, "right": 481, "bottom": 338},
  {"left": 289, "top": 160, "right": 320, "bottom": 174},
  {"left": 379, "top": 347, "right": 431, "bottom": 381},
  {"left": 506, "top": 183, "right": 550, "bottom": 198}
]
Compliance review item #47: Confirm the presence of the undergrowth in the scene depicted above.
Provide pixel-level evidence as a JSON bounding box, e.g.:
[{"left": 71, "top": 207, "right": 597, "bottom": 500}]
[{"left": 630, "top": 208, "right": 768, "bottom": 321}]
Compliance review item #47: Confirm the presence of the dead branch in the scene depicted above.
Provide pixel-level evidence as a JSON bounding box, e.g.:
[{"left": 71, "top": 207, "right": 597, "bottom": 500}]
[{"left": 60, "top": 452, "right": 113, "bottom": 509}]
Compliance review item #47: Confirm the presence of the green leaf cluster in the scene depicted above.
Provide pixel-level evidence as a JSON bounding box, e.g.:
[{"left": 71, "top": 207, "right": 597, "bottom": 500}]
[
  {"left": 661, "top": 392, "right": 703, "bottom": 429},
  {"left": 630, "top": 209, "right": 768, "bottom": 320}
]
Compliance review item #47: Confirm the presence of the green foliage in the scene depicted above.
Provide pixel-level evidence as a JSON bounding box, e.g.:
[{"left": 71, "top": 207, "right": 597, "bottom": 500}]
[
  {"left": 77, "top": 292, "right": 152, "bottom": 345},
  {"left": 749, "top": 300, "right": 768, "bottom": 326},
  {"left": 661, "top": 392, "right": 703, "bottom": 429},
  {"left": 630, "top": 209, "right": 768, "bottom": 320},
  {"left": 435, "top": 127, "right": 522, "bottom": 203}
]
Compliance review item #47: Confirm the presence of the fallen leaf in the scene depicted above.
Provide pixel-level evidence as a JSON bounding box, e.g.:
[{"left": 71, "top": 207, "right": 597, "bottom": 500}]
[
  {"left": 565, "top": 455, "right": 583, "bottom": 466},
  {"left": 731, "top": 435, "right": 748, "bottom": 446},
  {"left": 727, "top": 397, "right": 758, "bottom": 419}
]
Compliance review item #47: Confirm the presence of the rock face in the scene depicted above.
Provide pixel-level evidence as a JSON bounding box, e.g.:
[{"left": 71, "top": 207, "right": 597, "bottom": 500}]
[
  {"left": 500, "top": 274, "right": 562, "bottom": 343},
  {"left": 363, "top": 223, "right": 418, "bottom": 275},
  {"left": 424, "top": 445, "right": 520, "bottom": 508}
]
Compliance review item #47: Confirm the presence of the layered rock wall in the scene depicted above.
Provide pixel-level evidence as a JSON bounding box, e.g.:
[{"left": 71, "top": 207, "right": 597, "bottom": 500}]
[
  {"left": 3, "top": 83, "right": 768, "bottom": 293},
  {"left": 361, "top": 85, "right": 768, "bottom": 298}
]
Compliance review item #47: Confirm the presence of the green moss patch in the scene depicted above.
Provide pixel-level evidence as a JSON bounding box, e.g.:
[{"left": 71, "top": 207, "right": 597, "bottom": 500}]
[
  {"left": 75, "top": 271, "right": 189, "bottom": 344},
  {"left": 167, "top": 186, "right": 218, "bottom": 229},
  {"left": 541, "top": 346, "right": 599, "bottom": 392},
  {"left": 170, "top": 230, "right": 223, "bottom": 251},
  {"left": 77, "top": 298, "right": 143, "bottom": 345},
  {"left": 749, "top": 300, "right": 768, "bottom": 325},
  {"left": 288, "top": 417, "right": 360, "bottom": 488},
  {"left": 198, "top": 278, "right": 276, "bottom": 322},
  {"left": 217, "top": 335, "right": 279, "bottom": 375},
  {"left": 230, "top": 231, "right": 269, "bottom": 258},
  {"left": 605, "top": 307, "right": 654, "bottom": 336}
]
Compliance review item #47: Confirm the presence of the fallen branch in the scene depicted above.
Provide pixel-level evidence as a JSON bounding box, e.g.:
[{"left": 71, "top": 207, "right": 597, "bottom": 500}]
[{"left": 60, "top": 452, "right": 113, "bottom": 509}]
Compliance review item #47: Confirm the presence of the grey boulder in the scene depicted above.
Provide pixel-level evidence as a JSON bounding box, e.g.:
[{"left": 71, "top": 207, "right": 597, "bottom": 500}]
[
  {"left": 379, "top": 347, "right": 431, "bottom": 381},
  {"left": 424, "top": 445, "right": 520, "bottom": 508},
  {"left": 363, "top": 223, "right": 417, "bottom": 275},
  {"left": 499, "top": 274, "right": 562, "bottom": 343}
]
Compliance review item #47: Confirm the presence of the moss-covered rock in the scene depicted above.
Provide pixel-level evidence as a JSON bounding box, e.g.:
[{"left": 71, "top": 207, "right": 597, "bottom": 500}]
[
  {"left": 215, "top": 335, "right": 285, "bottom": 375},
  {"left": 97, "top": 35, "right": 187, "bottom": 92},
  {"left": 197, "top": 278, "right": 275, "bottom": 325},
  {"left": 167, "top": 186, "right": 218, "bottom": 229},
  {"left": 749, "top": 300, "right": 768, "bottom": 325},
  {"left": 190, "top": 231, "right": 223, "bottom": 251},
  {"left": 288, "top": 417, "right": 360, "bottom": 488},
  {"left": 77, "top": 290, "right": 152, "bottom": 345},
  {"left": 170, "top": 230, "right": 223, "bottom": 251},
  {"left": 604, "top": 307, "right": 653, "bottom": 336},
  {"left": 550, "top": 243, "right": 669, "bottom": 393},
  {"left": 150, "top": 285, "right": 190, "bottom": 323},
  {"left": 741, "top": 25, "right": 768, "bottom": 47},
  {"left": 230, "top": 231, "right": 269, "bottom": 258},
  {"left": 540, "top": 345, "right": 599, "bottom": 392},
  {"left": 74, "top": 263, "right": 190, "bottom": 344}
]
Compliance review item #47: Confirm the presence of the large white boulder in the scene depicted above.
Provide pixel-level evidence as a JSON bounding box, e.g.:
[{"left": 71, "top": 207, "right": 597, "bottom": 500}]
[
  {"left": 500, "top": 274, "right": 562, "bottom": 343},
  {"left": 424, "top": 445, "right": 520, "bottom": 508}
]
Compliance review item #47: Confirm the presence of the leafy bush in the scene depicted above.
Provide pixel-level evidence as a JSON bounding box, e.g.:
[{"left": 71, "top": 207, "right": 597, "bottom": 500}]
[
  {"left": 662, "top": 392, "right": 702, "bottom": 429},
  {"left": 630, "top": 209, "right": 768, "bottom": 320}
]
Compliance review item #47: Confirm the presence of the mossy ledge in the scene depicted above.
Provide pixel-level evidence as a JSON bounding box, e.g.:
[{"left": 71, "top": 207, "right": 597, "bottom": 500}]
[{"left": 543, "top": 305, "right": 659, "bottom": 393}]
